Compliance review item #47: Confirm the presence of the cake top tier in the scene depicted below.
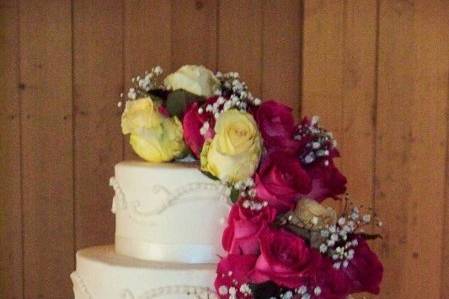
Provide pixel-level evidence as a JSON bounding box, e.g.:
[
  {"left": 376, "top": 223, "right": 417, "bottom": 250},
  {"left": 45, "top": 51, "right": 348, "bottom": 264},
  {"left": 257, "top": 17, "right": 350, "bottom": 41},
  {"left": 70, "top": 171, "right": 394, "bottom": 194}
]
[{"left": 112, "top": 160, "right": 231, "bottom": 263}]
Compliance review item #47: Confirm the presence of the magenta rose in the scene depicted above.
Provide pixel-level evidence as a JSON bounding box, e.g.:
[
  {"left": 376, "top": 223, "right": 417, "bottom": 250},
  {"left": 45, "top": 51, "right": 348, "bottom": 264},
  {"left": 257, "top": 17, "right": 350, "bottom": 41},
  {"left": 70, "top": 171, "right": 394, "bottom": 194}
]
[
  {"left": 214, "top": 254, "right": 257, "bottom": 299},
  {"left": 251, "top": 229, "right": 321, "bottom": 288},
  {"left": 222, "top": 201, "right": 277, "bottom": 255},
  {"left": 255, "top": 151, "right": 312, "bottom": 212},
  {"left": 182, "top": 97, "right": 217, "bottom": 158},
  {"left": 254, "top": 100, "right": 299, "bottom": 152}
]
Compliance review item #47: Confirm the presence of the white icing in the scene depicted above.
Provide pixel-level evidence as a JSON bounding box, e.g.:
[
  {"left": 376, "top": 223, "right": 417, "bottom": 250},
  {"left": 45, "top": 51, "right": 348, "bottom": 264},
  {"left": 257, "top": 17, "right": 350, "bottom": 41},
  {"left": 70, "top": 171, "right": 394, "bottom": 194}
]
[
  {"left": 72, "top": 246, "right": 218, "bottom": 299},
  {"left": 113, "top": 161, "right": 231, "bottom": 263}
]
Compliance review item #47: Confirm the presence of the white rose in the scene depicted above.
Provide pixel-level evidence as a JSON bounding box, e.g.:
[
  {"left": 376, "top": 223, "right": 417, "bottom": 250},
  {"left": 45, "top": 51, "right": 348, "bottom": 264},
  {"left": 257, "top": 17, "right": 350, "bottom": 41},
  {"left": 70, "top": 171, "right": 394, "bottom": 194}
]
[{"left": 163, "top": 65, "right": 219, "bottom": 97}]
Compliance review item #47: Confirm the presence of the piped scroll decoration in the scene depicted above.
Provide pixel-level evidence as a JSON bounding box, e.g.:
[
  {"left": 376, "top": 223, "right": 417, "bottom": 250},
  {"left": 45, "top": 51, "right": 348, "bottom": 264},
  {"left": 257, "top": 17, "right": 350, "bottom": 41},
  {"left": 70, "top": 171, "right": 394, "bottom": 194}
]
[
  {"left": 110, "top": 177, "right": 127, "bottom": 213},
  {"left": 71, "top": 271, "right": 93, "bottom": 299},
  {"left": 109, "top": 176, "right": 230, "bottom": 223}
]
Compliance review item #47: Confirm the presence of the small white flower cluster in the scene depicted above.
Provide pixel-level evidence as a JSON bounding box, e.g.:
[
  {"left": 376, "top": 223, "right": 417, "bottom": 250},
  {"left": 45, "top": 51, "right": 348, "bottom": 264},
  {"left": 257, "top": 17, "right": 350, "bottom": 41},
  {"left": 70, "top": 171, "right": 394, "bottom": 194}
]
[
  {"left": 272, "top": 285, "right": 322, "bottom": 299},
  {"left": 198, "top": 71, "right": 261, "bottom": 137},
  {"left": 233, "top": 177, "right": 257, "bottom": 199},
  {"left": 318, "top": 206, "right": 375, "bottom": 270},
  {"left": 241, "top": 199, "right": 268, "bottom": 211},
  {"left": 214, "top": 71, "right": 261, "bottom": 107},
  {"left": 295, "top": 116, "right": 337, "bottom": 167},
  {"left": 217, "top": 273, "right": 252, "bottom": 299},
  {"left": 121, "top": 66, "right": 164, "bottom": 101}
]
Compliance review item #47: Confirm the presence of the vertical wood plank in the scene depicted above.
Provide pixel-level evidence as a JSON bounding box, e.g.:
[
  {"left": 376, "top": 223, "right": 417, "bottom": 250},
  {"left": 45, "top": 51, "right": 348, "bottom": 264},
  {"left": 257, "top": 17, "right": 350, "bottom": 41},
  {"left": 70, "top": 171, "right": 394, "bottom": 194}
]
[
  {"left": 302, "top": 0, "right": 377, "bottom": 212},
  {"left": 171, "top": 0, "right": 218, "bottom": 70},
  {"left": 218, "top": 0, "right": 263, "bottom": 96},
  {"left": 338, "top": 0, "right": 378, "bottom": 214},
  {"left": 19, "top": 0, "right": 74, "bottom": 298},
  {"left": 302, "top": 3, "right": 378, "bottom": 296},
  {"left": 123, "top": 0, "right": 172, "bottom": 159},
  {"left": 73, "top": 0, "right": 123, "bottom": 249},
  {"left": 376, "top": 0, "right": 449, "bottom": 298},
  {"left": 262, "top": 0, "right": 302, "bottom": 114},
  {"left": 302, "top": 0, "right": 344, "bottom": 137},
  {"left": 0, "top": 0, "right": 23, "bottom": 298}
]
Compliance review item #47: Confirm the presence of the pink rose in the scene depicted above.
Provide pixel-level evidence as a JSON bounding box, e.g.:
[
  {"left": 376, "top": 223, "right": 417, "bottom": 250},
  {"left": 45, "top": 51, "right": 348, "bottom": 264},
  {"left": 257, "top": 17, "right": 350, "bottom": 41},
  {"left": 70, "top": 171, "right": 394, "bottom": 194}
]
[
  {"left": 222, "top": 201, "right": 277, "bottom": 255},
  {"left": 255, "top": 152, "right": 312, "bottom": 212},
  {"left": 251, "top": 229, "right": 321, "bottom": 288},
  {"left": 182, "top": 97, "right": 217, "bottom": 158},
  {"left": 214, "top": 254, "right": 257, "bottom": 299},
  {"left": 254, "top": 100, "right": 299, "bottom": 152}
]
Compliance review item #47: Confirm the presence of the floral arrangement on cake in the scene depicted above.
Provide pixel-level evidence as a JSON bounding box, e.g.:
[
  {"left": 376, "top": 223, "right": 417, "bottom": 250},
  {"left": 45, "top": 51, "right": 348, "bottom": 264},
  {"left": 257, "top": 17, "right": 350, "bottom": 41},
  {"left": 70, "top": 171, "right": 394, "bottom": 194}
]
[{"left": 119, "top": 65, "right": 384, "bottom": 299}]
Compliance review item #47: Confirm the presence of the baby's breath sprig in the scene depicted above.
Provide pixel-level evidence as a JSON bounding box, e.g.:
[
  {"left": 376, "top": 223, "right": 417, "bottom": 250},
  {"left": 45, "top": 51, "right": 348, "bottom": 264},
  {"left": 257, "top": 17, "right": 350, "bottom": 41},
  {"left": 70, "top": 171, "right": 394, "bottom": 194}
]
[
  {"left": 202, "top": 72, "right": 261, "bottom": 120},
  {"left": 120, "top": 66, "right": 164, "bottom": 102},
  {"left": 295, "top": 116, "right": 337, "bottom": 167},
  {"left": 317, "top": 196, "right": 382, "bottom": 270}
]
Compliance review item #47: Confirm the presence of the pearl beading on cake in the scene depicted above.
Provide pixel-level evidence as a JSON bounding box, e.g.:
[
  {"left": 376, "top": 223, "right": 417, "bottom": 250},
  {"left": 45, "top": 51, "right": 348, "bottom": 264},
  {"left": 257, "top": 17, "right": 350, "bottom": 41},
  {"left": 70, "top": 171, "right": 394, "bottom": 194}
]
[
  {"left": 71, "top": 272, "right": 218, "bottom": 299},
  {"left": 139, "top": 285, "right": 219, "bottom": 299},
  {"left": 110, "top": 176, "right": 230, "bottom": 223}
]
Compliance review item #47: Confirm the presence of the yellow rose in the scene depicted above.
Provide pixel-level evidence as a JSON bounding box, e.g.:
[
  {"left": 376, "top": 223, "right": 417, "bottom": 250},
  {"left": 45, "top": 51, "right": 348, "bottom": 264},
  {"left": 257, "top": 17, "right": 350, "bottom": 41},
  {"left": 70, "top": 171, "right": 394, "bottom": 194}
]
[
  {"left": 164, "top": 65, "right": 219, "bottom": 97},
  {"left": 294, "top": 198, "right": 337, "bottom": 230},
  {"left": 201, "top": 109, "right": 262, "bottom": 183},
  {"left": 129, "top": 117, "right": 186, "bottom": 162},
  {"left": 121, "top": 97, "right": 162, "bottom": 134},
  {"left": 121, "top": 97, "right": 185, "bottom": 162}
]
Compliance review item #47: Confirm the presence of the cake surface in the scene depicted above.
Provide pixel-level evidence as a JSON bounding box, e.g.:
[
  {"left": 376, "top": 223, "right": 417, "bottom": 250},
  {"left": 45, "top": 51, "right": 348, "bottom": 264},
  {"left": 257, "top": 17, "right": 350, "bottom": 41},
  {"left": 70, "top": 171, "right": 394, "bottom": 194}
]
[
  {"left": 111, "top": 161, "right": 231, "bottom": 263},
  {"left": 71, "top": 246, "right": 218, "bottom": 299}
]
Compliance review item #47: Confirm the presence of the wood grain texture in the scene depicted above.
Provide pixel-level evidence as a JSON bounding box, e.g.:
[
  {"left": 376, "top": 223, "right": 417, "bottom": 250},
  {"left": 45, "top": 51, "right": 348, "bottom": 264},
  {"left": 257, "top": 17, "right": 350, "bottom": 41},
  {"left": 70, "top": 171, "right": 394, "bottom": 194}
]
[
  {"left": 123, "top": 0, "right": 172, "bottom": 159},
  {"left": 0, "top": 0, "right": 23, "bottom": 298},
  {"left": 375, "top": 0, "right": 449, "bottom": 298},
  {"left": 262, "top": 0, "right": 302, "bottom": 114},
  {"left": 218, "top": 0, "right": 263, "bottom": 96},
  {"left": 19, "top": 0, "right": 74, "bottom": 298},
  {"left": 73, "top": 0, "right": 123, "bottom": 250},
  {"left": 0, "top": 1, "right": 448, "bottom": 298},
  {"left": 302, "top": 1, "right": 378, "bottom": 243},
  {"left": 302, "top": 0, "right": 344, "bottom": 138},
  {"left": 171, "top": 0, "right": 218, "bottom": 70},
  {"left": 302, "top": 3, "right": 378, "bottom": 297},
  {"left": 338, "top": 0, "right": 378, "bottom": 214}
]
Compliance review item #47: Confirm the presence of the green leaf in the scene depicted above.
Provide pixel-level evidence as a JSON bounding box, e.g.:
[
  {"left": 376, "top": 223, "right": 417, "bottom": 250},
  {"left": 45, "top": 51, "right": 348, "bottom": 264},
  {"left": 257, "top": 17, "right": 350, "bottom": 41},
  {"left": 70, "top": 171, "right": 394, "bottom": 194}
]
[
  {"left": 166, "top": 89, "right": 204, "bottom": 117},
  {"left": 229, "top": 187, "right": 240, "bottom": 203},
  {"left": 200, "top": 170, "right": 219, "bottom": 181}
]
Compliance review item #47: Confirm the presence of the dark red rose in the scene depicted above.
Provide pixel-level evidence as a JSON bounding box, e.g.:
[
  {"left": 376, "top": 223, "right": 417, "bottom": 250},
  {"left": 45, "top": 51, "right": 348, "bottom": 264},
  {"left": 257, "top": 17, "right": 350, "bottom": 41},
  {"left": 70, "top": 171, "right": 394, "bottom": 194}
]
[
  {"left": 310, "top": 237, "right": 383, "bottom": 298},
  {"left": 295, "top": 117, "right": 347, "bottom": 201},
  {"left": 301, "top": 160, "right": 347, "bottom": 202},
  {"left": 307, "top": 258, "right": 353, "bottom": 299},
  {"left": 337, "top": 238, "right": 383, "bottom": 294},
  {"left": 254, "top": 100, "right": 299, "bottom": 152},
  {"left": 182, "top": 98, "right": 216, "bottom": 158},
  {"left": 255, "top": 151, "right": 312, "bottom": 212},
  {"left": 222, "top": 201, "right": 277, "bottom": 255},
  {"left": 214, "top": 254, "right": 257, "bottom": 299},
  {"left": 251, "top": 229, "right": 321, "bottom": 288}
]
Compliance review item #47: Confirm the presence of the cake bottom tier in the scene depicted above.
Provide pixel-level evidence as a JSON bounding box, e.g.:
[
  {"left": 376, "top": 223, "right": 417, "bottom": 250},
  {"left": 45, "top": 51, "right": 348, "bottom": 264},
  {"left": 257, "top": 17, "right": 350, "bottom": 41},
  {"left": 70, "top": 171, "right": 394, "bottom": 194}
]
[{"left": 71, "top": 245, "right": 218, "bottom": 299}]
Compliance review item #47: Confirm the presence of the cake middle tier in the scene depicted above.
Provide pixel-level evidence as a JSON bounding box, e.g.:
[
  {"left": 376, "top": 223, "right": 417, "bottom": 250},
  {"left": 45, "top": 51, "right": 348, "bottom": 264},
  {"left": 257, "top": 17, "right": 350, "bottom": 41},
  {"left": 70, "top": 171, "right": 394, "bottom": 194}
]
[{"left": 111, "top": 161, "right": 231, "bottom": 263}]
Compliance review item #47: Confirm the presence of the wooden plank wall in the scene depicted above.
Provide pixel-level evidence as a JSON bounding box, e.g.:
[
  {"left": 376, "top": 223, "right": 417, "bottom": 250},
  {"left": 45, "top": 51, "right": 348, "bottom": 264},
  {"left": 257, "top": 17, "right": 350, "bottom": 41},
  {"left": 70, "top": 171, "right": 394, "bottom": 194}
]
[{"left": 0, "top": 1, "right": 448, "bottom": 298}]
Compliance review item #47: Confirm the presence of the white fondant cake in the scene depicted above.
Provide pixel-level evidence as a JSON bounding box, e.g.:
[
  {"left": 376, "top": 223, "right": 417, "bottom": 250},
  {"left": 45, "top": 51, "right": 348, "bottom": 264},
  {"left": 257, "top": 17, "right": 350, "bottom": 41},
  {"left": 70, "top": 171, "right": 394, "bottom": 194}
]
[
  {"left": 112, "top": 161, "right": 230, "bottom": 263},
  {"left": 71, "top": 246, "right": 218, "bottom": 299},
  {"left": 72, "top": 161, "right": 231, "bottom": 298}
]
